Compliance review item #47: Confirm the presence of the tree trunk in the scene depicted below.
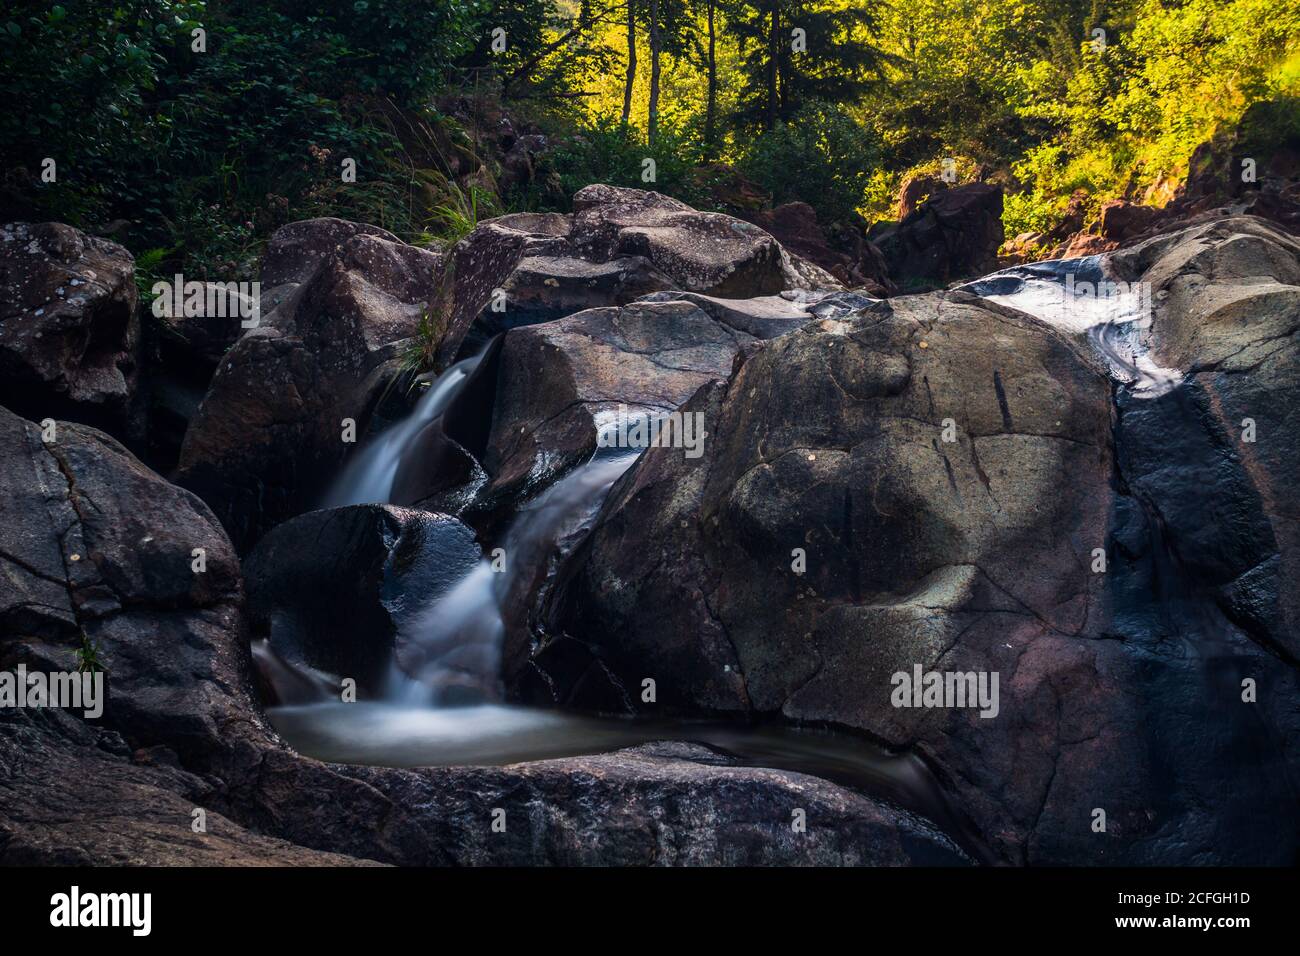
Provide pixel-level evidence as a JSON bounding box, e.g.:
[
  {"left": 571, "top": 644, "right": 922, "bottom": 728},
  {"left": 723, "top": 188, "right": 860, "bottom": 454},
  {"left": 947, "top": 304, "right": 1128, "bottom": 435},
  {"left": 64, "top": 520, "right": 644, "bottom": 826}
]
[
  {"left": 648, "top": 0, "right": 662, "bottom": 145},
  {"left": 766, "top": 0, "right": 779, "bottom": 131},
  {"left": 704, "top": 0, "right": 717, "bottom": 159},
  {"left": 621, "top": 0, "right": 637, "bottom": 124}
]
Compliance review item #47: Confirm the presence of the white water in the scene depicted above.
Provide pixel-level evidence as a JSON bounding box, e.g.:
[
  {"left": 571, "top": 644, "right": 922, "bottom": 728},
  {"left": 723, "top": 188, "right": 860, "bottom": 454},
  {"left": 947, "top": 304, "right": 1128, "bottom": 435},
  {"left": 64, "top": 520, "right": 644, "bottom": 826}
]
[
  {"left": 324, "top": 355, "right": 481, "bottom": 507},
  {"left": 387, "top": 451, "right": 640, "bottom": 705},
  {"left": 962, "top": 257, "right": 1182, "bottom": 398}
]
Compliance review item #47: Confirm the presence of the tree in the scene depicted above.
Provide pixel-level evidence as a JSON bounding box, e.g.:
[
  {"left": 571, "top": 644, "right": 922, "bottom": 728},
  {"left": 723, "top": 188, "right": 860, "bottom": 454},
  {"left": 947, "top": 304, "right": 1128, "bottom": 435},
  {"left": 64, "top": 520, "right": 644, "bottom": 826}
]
[{"left": 730, "top": 0, "right": 888, "bottom": 131}]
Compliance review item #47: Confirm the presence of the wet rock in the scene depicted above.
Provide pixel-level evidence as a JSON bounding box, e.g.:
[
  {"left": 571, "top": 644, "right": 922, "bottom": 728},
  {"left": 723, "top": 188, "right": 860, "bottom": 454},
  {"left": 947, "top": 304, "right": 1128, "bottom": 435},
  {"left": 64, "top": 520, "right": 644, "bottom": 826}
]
[
  {"left": 876, "top": 183, "right": 1004, "bottom": 290},
  {"left": 397, "top": 294, "right": 809, "bottom": 523},
  {"left": 242, "top": 505, "right": 481, "bottom": 694},
  {"left": 1108, "top": 216, "right": 1300, "bottom": 660},
  {"left": 176, "top": 221, "right": 443, "bottom": 551},
  {"left": 0, "top": 222, "right": 140, "bottom": 439},
  {"left": 0, "top": 402, "right": 970, "bottom": 867}
]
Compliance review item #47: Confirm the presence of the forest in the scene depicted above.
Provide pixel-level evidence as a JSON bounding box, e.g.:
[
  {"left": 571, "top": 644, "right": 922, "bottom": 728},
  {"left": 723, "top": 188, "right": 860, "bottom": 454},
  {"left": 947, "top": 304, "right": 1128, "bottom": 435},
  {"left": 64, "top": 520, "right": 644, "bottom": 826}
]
[{"left": 2, "top": 0, "right": 1297, "bottom": 282}]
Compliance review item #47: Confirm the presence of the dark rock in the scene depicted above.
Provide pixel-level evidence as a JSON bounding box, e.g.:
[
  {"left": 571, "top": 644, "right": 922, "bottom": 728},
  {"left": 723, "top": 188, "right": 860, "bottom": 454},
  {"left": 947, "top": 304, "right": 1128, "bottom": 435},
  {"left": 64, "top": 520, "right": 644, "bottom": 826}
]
[
  {"left": 895, "top": 174, "right": 948, "bottom": 220},
  {"left": 569, "top": 184, "right": 818, "bottom": 296},
  {"left": 0, "top": 709, "right": 371, "bottom": 865},
  {"left": 877, "top": 183, "right": 1005, "bottom": 289},
  {"left": 258, "top": 217, "right": 404, "bottom": 315},
  {"left": 176, "top": 221, "right": 443, "bottom": 552},
  {"left": 0, "top": 404, "right": 257, "bottom": 766},
  {"left": 0, "top": 402, "right": 971, "bottom": 867},
  {"left": 1108, "top": 216, "right": 1300, "bottom": 660},
  {"left": 542, "top": 271, "right": 1300, "bottom": 865},
  {"left": 460, "top": 253, "right": 676, "bottom": 354},
  {"left": 435, "top": 186, "right": 841, "bottom": 365},
  {"left": 243, "top": 505, "right": 481, "bottom": 694},
  {"left": 1099, "top": 200, "right": 1161, "bottom": 243},
  {"left": 743, "top": 202, "right": 894, "bottom": 294},
  {"left": 0, "top": 222, "right": 140, "bottom": 439},
  {"left": 398, "top": 295, "right": 806, "bottom": 524}
]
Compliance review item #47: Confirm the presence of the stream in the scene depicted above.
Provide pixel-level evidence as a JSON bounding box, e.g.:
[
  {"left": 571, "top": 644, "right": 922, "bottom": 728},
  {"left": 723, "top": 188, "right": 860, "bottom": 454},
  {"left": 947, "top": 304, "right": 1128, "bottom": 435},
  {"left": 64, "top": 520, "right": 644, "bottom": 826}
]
[{"left": 254, "top": 260, "right": 1181, "bottom": 863}]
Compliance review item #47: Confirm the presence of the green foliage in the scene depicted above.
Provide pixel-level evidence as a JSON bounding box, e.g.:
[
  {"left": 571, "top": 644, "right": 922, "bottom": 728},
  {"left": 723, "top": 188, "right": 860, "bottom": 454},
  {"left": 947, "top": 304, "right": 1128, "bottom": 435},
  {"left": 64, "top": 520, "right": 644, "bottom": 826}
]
[
  {"left": 402, "top": 303, "right": 445, "bottom": 373},
  {"left": 2, "top": 0, "right": 1297, "bottom": 266},
  {"left": 429, "top": 183, "right": 501, "bottom": 245},
  {"left": 737, "top": 102, "right": 880, "bottom": 222},
  {"left": 0, "top": 0, "right": 484, "bottom": 274},
  {"left": 76, "top": 635, "right": 104, "bottom": 675},
  {"left": 729, "top": 0, "right": 887, "bottom": 131},
  {"left": 543, "top": 116, "right": 706, "bottom": 206}
]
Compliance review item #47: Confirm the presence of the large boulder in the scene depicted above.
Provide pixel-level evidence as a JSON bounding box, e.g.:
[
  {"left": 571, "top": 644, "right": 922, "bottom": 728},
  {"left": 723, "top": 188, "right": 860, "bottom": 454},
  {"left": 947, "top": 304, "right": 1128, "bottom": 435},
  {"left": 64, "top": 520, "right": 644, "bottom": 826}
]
[
  {"left": 568, "top": 185, "right": 822, "bottom": 296},
  {"left": 392, "top": 294, "right": 812, "bottom": 523},
  {"left": 876, "top": 183, "right": 1004, "bottom": 290},
  {"left": 462, "top": 253, "right": 676, "bottom": 353},
  {"left": 541, "top": 273, "right": 1300, "bottom": 865},
  {"left": 542, "top": 293, "right": 1115, "bottom": 724},
  {"left": 0, "top": 222, "right": 140, "bottom": 439},
  {"left": 176, "top": 219, "right": 443, "bottom": 552},
  {"left": 1106, "top": 217, "right": 1300, "bottom": 661},
  {"left": 433, "top": 186, "right": 840, "bottom": 365},
  {"left": 0, "top": 404, "right": 257, "bottom": 766}
]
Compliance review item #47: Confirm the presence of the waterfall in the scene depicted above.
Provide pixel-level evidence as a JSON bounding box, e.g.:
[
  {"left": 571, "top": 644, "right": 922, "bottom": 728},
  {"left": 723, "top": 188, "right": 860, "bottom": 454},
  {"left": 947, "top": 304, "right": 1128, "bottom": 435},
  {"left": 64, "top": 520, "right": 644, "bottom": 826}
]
[
  {"left": 391, "top": 451, "right": 639, "bottom": 705},
  {"left": 324, "top": 354, "right": 482, "bottom": 508}
]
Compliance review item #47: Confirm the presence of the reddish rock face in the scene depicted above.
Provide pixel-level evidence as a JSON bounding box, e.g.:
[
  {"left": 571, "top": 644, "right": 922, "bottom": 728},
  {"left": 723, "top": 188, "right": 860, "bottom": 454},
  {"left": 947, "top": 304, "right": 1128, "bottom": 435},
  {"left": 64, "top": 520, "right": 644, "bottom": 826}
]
[
  {"left": 895, "top": 174, "right": 948, "bottom": 221},
  {"left": 1099, "top": 200, "right": 1161, "bottom": 243},
  {"left": 876, "top": 183, "right": 1005, "bottom": 289},
  {"left": 744, "top": 201, "right": 895, "bottom": 295},
  {"left": 0, "top": 222, "right": 140, "bottom": 438}
]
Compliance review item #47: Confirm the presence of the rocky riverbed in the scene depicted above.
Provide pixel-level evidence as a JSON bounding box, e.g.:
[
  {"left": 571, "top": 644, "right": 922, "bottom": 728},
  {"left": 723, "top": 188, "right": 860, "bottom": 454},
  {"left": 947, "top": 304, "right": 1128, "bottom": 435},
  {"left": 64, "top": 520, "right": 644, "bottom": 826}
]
[{"left": 1, "top": 188, "right": 1297, "bottom": 865}]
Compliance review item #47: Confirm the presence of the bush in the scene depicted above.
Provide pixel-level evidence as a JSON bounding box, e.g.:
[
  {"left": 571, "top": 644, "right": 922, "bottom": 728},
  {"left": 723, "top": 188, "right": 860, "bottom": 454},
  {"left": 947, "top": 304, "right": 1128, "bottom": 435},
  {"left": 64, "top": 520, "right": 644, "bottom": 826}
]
[
  {"left": 737, "top": 102, "right": 880, "bottom": 224},
  {"left": 539, "top": 116, "right": 706, "bottom": 208}
]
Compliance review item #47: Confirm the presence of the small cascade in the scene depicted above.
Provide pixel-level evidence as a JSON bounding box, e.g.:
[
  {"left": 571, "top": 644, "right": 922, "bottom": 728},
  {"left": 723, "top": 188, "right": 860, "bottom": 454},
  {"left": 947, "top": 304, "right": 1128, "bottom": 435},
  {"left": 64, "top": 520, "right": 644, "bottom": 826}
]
[
  {"left": 324, "top": 354, "right": 481, "bottom": 508},
  {"left": 961, "top": 256, "right": 1181, "bottom": 398},
  {"left": 391, "top": 452, "right": 639, "bottom": 705}
]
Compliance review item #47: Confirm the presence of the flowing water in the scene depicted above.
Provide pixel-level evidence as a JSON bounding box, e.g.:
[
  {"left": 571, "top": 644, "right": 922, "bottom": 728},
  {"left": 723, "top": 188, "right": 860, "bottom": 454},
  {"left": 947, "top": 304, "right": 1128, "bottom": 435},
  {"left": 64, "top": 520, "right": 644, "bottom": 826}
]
[
  {"left": 260, "top": 319, "right": 1020, "bottom": 860},
  {"left": 387, "top": 452, "right": 639, "bottom": 706},
  {"left": 266, "top": 700, "right": 985, "bottom": 859},
  {"left": 324, "top": 355, "right": 482, "bottom": 507},
  {"left": 960, "top": 255, "right": 1181, "bottom": 397}
]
